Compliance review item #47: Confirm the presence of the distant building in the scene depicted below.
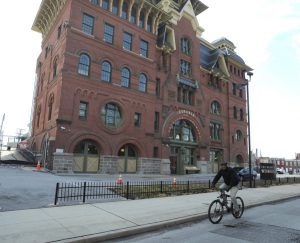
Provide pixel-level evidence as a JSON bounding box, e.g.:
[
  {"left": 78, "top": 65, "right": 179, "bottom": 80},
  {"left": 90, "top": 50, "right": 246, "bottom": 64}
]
[{"left": 29, "top": 0, "right": 252, "bottom": 174}]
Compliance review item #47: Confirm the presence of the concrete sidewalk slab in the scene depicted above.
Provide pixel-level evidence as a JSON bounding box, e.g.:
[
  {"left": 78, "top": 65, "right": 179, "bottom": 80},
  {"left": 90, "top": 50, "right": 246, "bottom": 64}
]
[{"left": 0, "top": 184, "right": 299, "bottom": 243}]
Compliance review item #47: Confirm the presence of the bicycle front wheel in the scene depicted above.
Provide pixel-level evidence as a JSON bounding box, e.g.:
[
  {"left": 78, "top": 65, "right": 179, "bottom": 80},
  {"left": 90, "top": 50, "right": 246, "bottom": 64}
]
[
  {"left": 208, "top": 199, "right": 224, "bottom": 224},
  {"left": 232, "top": 196, "right": 244, "bottom": 218}
]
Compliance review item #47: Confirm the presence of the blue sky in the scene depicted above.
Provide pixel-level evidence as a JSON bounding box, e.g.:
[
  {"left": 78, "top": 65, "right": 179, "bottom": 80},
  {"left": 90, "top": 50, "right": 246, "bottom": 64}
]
[{"left": 0, "top": 0, "right": 299, "bottom": 159}]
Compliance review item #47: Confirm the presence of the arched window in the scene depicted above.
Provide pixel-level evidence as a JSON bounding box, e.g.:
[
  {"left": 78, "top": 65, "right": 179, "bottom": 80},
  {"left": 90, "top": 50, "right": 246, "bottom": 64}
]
[
  {"left": 53, "top": 58, "right": 58, "bottom": 78},
  {"left": 169, "top": 120, "right": 196, "bottom": 142},
  {"left": 121, "top": 2, "right": 128, "bottom": 19},
  {"left": 211, "top": 101, "right": 221, "bottom": 115},
  {"left": 101, "top": 103, "right": 122, "bottom": 128},
  {"left": 130, "top": 5, "right": 136, "bottom": 24},
  {"left": 48, "top": 94, "right": 54, "bottom": 121},
  {"left": 112, "top": 0, "right": 119, "bottom": 15},
  {"left": 78, "top": 53, "right": 90, "bottom": 76},
  {"left": 121, "top": 67, "right": 130, "bottom": 87},
  {"left": 235, "top": 130, "right": 242, "bottom": 141},
  {"left": 181, "top": 37, "right": 191, "bottom": 55},
  {"left": 139, "top": 73, "right": 147, "bottom": 92},
  {"left": 147, "top": 16, "right": 152, "bottom": 32},
  {"left": 101, "top": 61, "right": 111, "bottom": 82},
  {"left": 139, "top": 9, "right": 145, "bottom": 28}
]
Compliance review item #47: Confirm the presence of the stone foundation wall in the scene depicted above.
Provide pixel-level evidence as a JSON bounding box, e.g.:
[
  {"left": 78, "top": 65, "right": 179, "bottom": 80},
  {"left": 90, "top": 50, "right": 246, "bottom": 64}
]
[
  {"left": 137, "top": 158, "right": 161, "bottom": 174},
  {"left": 100, "top": 155, "right": 118, "bottom": 174},
  {"left": 52, "top": 153, "right": 74, "bottom": 173}
]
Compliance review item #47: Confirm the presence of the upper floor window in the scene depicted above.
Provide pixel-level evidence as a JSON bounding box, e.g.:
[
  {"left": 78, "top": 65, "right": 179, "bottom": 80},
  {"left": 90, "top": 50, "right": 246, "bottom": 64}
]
[
  {"left": 211, "top": 101, "right": 221, "bottom": 115},
  {"left": 36, "top": 105, "right": 41, "bottom": 128},
  {"left": 139, "top": 73, "right": 147, "bottom": 92},
  {"left": 91, "top": 0, "right": 99, "bottom": 5},
  {"left": 233, "top": 106, "right": 237, "bottom": 119},
  {"left": 208, "top": 75, "right": 222, "bottom": 91},
  {"left": 112, "top": 0, "right": 118, "bottom": 15},
  {"left": 170, "top": 119, "right": 196, "bottom": 142},
  {"left": 154, "top": 112, "right": 159, "bottom": 132},
  {"left": 181, "top": 38, "right": 191, "bottom": 55},
  {"left": 121, "top": 2, "right": 128, "bottom": 19},
  {"left": 101, "top": 61, "right": 111, "bottom": 82},
  {"left": 235, "top": 130, "right": 242, "bottom": 141},
  {"left": 121, "top": 67, "right": 130, "bottom": 87},
  {"left": 180, "top": 60, "right": 191, "bottom": 76},
  {"left": 140, "top": 39, "right": 149, "bottom": 58},
  {"left": 101, "top": 103, "right": 122, "bottom": 128},
  {"left": 147, "top": 16, "right": 152, "bottom": 32},
  {"left": 104, "top": 23, "right": 114, "bottom": 44},
  {"left": 210, "top": 122, "right": 222, "bottom": 141},
  {"left": 82, "top": 13, "right": 94, "bottom": 35},
  {"left": 79, "top": 101, "right": 88, "bottom": 119},
  {"left": 102, "top": 0, "right": 109, "bottom": 10},
  {"left": 240, "top": 109, "right": 244, "bottom": 121},
  {"left": 139, "top": 9, "right": 145, "bottom": 29},
  {"left": 123, "top": 32, "right": 132, "bottom": 51},
  {"left": 130, "top": 6, "right": 136, "bottom": 24},
  {"left": 155, "top": 78, "right": 160, "bottom": 97},
  {"left": 53, "top": 58, "right": 58, "bottom": 78},
  {"left": 177, "top": 86, "right": 194, "bottom": 105},
  {"left": 78, "top": 53, "right": 90, "bottom": 76},
  {"left": 134, "top": 112, "right": 141, "bottom": 127},
  {"left": 232, "top": 83, "right": 237, "bottom": 95},
  {"left": 48, "top": 94, "right": 54, "bottom": 121}
]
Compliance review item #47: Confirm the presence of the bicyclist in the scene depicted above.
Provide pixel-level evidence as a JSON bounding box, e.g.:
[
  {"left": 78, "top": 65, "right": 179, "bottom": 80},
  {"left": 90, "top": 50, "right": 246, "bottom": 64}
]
[{"left": 211, "top": 162, "right": 240, "bottom": 215}]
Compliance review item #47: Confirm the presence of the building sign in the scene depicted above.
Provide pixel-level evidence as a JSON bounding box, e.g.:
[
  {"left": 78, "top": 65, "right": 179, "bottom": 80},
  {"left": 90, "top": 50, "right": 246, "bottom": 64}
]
[
  {"left": 260, "top": 163, "right": 276, "bottom": 180},
  {"left": 178, "top": 109, "right": 196, "bottom": 118}
]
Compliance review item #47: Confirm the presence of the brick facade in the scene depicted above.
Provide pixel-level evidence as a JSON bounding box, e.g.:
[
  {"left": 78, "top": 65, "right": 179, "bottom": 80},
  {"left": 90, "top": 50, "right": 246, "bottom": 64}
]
[{"left": 30, "top": 0, "right": 252, "bottom": 175}]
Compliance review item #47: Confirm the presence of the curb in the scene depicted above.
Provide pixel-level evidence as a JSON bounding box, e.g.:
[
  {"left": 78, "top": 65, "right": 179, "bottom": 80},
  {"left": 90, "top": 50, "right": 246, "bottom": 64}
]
[{"left": 53, "top": 194, "right": 300, "bottom": 243}]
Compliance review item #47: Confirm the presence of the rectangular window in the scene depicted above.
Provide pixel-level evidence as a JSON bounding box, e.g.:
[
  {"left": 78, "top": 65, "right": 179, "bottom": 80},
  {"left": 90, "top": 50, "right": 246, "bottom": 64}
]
[
  {"left": 154, "top": 112, "right": 159, "bottom": 132},
  {"left": 57, "top": 25, "right": 62, "bottom": 39},
  {"left": 155, "top": 78, "right": 160, "bottom": 97},
  {"left": 82, "top": 13, "right": 94, "bottom": 35},
  {"left": 123, "top": 32, "right": 132, "bottom": 51},
  {"left": 104, "top": 23, "right": 114, "bottom": 44},
  {"left": 232, "top": 83, "right": 237, "bottom": 95},
  {"left": 79, "top": 101, "right": 88, "bottom": 119},
  {"left": 140, "top": 39, "right": 148, "bottom": 58},
  {"left": 153, "top": 147, "right": 159, "bottom": 158},
  {"left": 134, "top": 112, "right": 141, "bottom": 127},
  {"left": 102, "top": 0, "right": 109, "bottom": 10},
  {"left": 180, "top": 60, "right": 191, "bottom": 76},
  {"left": 91, "top": 0, "right": 99, "bottom": 5},
  {"left": 210, "top": 122, "right": 222, "bottom": 141}
]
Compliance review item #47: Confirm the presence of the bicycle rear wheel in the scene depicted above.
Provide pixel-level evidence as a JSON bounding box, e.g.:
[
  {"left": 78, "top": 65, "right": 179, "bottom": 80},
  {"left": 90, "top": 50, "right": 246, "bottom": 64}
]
[
  {"left": 208, "top": 199, "right": 224, "bottom": 224},
  {"left": 232, "top": 196, "right": 244, "bottom": 218}
]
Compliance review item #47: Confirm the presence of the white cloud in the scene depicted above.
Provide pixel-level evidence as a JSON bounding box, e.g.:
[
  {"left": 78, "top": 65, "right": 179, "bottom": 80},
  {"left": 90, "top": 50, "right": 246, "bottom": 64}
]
[{"left": 291, "top": 33, "right": 300, "bottom": 62}]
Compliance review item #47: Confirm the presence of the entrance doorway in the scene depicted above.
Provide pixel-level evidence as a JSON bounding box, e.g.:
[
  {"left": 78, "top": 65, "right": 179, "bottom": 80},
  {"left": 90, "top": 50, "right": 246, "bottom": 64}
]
[
  {"left": 209, "top": 150, "right": 223, "bottom": 173},
  {"left": 168, "top": 119, "right": 197, "bottom": 175},
  {"left": 73, "top": 140, "right": 100, "bottom": 173},
  {"left": 117, "top": 144, "right": 137, "bottom": 173}
]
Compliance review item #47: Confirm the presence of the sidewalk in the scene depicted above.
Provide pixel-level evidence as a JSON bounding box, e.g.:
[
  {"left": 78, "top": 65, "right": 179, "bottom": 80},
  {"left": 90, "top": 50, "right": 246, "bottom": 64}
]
[{"left": 0, "top": 184, "right": 299, "bottom": 243}]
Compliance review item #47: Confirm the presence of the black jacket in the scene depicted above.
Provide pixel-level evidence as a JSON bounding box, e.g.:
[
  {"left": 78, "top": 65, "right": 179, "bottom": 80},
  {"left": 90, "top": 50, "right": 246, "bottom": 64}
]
[{"left": 212, "top": 167, "right": 240, "bottom": 187}]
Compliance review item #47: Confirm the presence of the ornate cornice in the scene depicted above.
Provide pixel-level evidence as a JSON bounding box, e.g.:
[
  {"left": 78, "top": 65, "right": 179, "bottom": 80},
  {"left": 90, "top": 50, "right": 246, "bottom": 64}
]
[{"left": 32, "top": 0, "right": 67, "bottom": 38}]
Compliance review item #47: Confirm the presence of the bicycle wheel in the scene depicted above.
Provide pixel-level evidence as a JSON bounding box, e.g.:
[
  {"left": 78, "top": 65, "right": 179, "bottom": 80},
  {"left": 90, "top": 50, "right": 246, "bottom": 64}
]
[
  {"left": 208, "top": 199, "right": 224, "bottom": 224},
  {"left": 232, "top": 196, "right": 244, "bottom": 218}
]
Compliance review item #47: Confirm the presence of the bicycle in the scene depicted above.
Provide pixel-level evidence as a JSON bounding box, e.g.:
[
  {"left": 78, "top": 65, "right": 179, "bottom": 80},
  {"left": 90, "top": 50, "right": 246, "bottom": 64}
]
[{"left": 208, "top": 189, "right": 244, "bottom": 224}]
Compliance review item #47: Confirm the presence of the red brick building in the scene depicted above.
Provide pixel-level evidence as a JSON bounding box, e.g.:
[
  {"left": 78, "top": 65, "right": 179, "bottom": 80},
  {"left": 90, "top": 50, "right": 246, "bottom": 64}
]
[{"left": 30, "top": 0, "right": 252, "bottom": 174}]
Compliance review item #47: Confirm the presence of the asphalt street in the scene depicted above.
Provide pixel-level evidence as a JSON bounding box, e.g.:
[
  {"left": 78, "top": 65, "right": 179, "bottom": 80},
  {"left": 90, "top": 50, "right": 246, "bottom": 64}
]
[{"left": 111, "top": 197, "right": 300, "bottom": 243}]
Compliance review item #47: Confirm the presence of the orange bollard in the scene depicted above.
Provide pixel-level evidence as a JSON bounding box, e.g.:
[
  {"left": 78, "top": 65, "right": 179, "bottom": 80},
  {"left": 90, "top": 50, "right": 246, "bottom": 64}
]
[
  {"left": 117, "top": 174, "right": 123, "bottom": 185},
  {"left": 36, "top": 161, "right": 41, "bottom": 171}
]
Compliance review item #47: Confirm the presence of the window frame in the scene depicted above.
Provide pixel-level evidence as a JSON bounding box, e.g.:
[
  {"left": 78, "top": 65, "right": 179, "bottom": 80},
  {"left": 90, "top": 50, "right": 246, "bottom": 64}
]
[
  {"left": 121, "top": 67, "right": 130, "bottom": 87},
  {"left": 123, "top": 32, "right": 132, "bottom": 51},
  {"left": 79, "top": 101, "right": 88, "bottom": 120},
  {"left": 82, "top": 13, "right": 94, "bottom": 35},
  {"left": 138, "top": 73, "right": 147, "bottom": 93},
  {"left": 101, "top": 61, "right": 112, "bottom": 82},
  {"left": 104, "top": 23, "right": 114, "bottom": 44},
  {"left": 78, "top": 53, "right": 91, "bottom": 76},
  {"left": 140, "top": 39, "right": 149, "bottom": 58}
]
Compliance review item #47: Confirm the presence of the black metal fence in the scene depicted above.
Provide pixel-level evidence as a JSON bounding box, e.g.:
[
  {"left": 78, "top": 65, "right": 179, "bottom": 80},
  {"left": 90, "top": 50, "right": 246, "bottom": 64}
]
[
  {"left": 54, "top": 180, "right": 211, "bottom": 205},
  {"left": 54, "top": 177, "right": 300, "bottom": 205}
]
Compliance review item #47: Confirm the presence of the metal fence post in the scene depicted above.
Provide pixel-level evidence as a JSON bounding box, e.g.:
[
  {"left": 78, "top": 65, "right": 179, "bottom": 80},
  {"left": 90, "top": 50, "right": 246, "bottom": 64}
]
[
  {"left": 126, "top": 181, "right": 129, "bottom": 200},
  {"left": 187, "top": 180, "right": 190, "bottom": 193},
  {"left": 208, "top": 180, "right": 211, "bottom": 189},
  {"left": 83, "top": 182, "right": 86, "bottom": 203},
  {"left": 160, "top": 181, "right": 163, "bottom": 193},
  {"left": 54, "top": 182, "right": 59, "bottom": 205}
]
